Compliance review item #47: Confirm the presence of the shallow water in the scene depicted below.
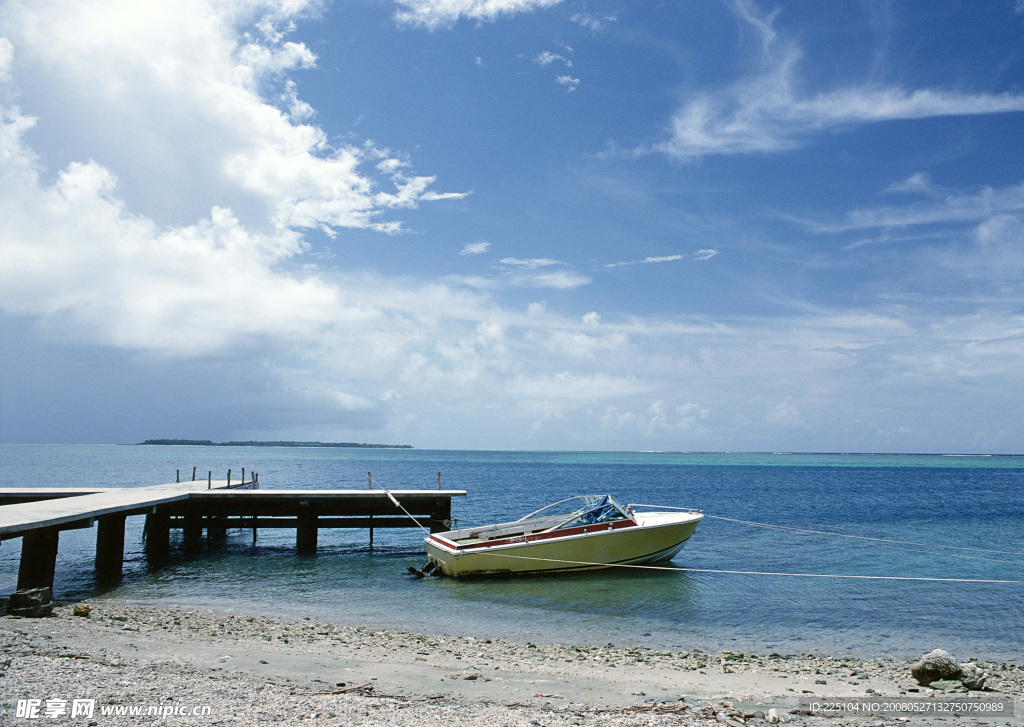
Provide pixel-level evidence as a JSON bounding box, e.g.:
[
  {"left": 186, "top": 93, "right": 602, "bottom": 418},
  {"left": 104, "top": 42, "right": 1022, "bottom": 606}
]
[{"left": 1, "top": 446, "right": 1021, "bottom": 660}]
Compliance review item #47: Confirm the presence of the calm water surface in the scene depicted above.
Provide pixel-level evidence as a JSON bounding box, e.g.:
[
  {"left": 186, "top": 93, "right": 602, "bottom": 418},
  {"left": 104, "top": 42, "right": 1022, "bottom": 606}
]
[{"left": 1, "top": 445, "right": 1021, "bottom": 660}]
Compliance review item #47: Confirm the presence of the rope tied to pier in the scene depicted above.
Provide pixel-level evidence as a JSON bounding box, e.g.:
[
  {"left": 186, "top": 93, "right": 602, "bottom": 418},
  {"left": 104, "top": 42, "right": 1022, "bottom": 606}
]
[{"left": 369, "top": 481, "right": 432, "bottom": 534}]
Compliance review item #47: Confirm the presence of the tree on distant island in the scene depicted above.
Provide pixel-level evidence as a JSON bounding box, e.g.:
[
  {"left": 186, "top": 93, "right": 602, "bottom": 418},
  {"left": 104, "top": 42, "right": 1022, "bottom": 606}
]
[{"left": 139, "top": 439, "right": 412, "bottom": 448}]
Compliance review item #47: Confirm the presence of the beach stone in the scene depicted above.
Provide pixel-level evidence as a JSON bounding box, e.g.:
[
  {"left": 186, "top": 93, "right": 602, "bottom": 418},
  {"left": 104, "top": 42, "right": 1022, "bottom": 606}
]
[
  {"left": 6, "top": 587, "right": 54, "bottom": 618},
  {"left": 930, "top": 679, "right": 968, "bottom": 693},
  {"left": 766, "top": 708, "right": 780, "bottom": 724},
  {"left": 958, "top": 663, "right": 987, "bottom": 690},
  {"left": 911, "top": 649, "right": 961, "bottom": 686},
  {"left": 73, "top": 603, "right": 91, "bottom": 617}
]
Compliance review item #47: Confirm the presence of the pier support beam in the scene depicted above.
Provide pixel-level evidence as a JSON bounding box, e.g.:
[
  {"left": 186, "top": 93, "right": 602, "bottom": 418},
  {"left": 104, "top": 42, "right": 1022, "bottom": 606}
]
[
  {"left": 429, "top": 497, "right": 452, "bottom": 533},
  {"left": 17, "top": 527, "right": 60, "bottom": 590},
  {"left": 182, "top": 511, "right": 203, "bottom": 544},
  {"left": 144, "top": 512, "right": 170, "bottom": 561},
  {"left": 95, "top": 514, "right": 126, "bottom": 578},
  {"left": 296, "top": 513, "right": 318, "bottom": 554}
]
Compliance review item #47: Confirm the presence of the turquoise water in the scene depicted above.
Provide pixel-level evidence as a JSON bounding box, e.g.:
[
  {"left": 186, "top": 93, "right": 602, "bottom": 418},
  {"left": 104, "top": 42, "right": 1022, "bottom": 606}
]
[{"left": 1, "top": 445, "right": 1022, "bottom": 660}]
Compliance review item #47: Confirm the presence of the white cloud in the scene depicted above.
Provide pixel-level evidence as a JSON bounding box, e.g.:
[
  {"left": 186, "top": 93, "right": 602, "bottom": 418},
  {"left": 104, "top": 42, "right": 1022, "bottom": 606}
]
[
  {"left": 518, "top": 269, "right": 592, "bottom": 289},
  {"left": 606, "top": 254, "right": 684, "bottom": 268},
  {"left": 693, "top": 248, "right": 719, "bottom": 260},
  {"left": 393, "top": 0, "right": 563, "bottom": 30},
  {"left": 886, "top": 172, "right": 937, "bottom": 195},
  {"left": 534, "top": 50, "right": 570, "bottom": 67},
  {"left": 653, "top": 0, "right": 1024, "bottom": 159},
  {"left": 0, "top": 0, "right": 468, "bottom": 356},
  {"left": 460, "top": 241, "right": 491, "bottom": 254},
  {"left": 0, "top": 0, "right": 465, "bottom": 238},
  {"left": 811, "top": 182, "right": 1024, "bottom": 234},
  {"left": 571, "top": 12, "right": 616, "bottom": 32},
  {"left": 556, "top": 74, "right": 579, "bottom": 91},
  {"left": 500, "top": 257, "right": 562, "bottom": 268},
  {"left": 495, "top": 257, "right": 590, "bottom": 288},
  {"left": 0, "top": 36, "right": 12, "bottom": 84}
]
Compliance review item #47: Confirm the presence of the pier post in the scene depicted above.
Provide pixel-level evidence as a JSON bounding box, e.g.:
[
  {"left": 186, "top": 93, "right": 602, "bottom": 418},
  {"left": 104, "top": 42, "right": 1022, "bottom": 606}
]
[
  {"left": 144, "top": 511, "right": 171, "bottom": 561},
  {"left": 429, "top": 497, "right": 452, "bottom": 534},
  {"left": 182, "top": 509, "right": 203, "bottom": 545},
  {"left": 296, "top": 512, "right": 318, "bottom": 554},
  {"left": 17, "top": 527, "right": 60, "bottom": 590},
  {"left": 95, "top": 514, "right": 126, "bottom": 578}
]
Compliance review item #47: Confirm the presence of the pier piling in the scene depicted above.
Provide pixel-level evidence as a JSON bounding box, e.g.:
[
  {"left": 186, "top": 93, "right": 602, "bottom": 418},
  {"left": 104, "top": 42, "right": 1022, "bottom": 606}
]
[
  {"left": 95, "top": 514, "right": 126, "bottom": 577},
  {"left": 17, "top": 527, "right": 59, "bottom": 591}
]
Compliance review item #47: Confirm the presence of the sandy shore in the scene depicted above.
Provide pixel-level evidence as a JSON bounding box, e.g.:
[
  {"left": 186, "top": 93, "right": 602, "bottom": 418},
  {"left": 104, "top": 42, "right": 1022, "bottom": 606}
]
[{"left": 2, "top": 602, "right": 1021, "bottom": 726}]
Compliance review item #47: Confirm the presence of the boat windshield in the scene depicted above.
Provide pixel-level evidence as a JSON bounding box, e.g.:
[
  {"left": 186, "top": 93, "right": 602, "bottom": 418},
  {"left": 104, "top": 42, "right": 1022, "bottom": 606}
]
[{"left": 517, "top": 495, "right": 630, "bottom": 529}]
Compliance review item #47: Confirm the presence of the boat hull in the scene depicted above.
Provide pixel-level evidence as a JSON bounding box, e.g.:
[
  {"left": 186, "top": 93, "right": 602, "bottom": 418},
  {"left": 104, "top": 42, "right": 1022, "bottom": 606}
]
[{"left": 425, "top": 511, "right": 702, "bottom": 577}]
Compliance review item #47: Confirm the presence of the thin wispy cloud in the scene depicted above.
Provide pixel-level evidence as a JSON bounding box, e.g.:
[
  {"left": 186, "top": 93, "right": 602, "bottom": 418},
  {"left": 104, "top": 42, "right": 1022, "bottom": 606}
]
[
  {"left": 809, "top": 183, "right": 1024, "bottom": 234},
  {"left": 393, "top": 0, "right": 563, "bottom": 29},
  {"left": 500, "top": 257, "right": 563, "bottom": 268},
  {"left": 571, "top": 12, "right": 616, "bottom": 32},
  {"left": 497, "top": 257, "right": 590, "bottom": 288},
  {"left": 606, "top": 251, "right": 718, "bottom": 268},
  {"left": 606, "top": 254, "right": 685, "bottom": 269},
  {"left": 652, "top": 0, "right": 1024, "bottom": 160}
]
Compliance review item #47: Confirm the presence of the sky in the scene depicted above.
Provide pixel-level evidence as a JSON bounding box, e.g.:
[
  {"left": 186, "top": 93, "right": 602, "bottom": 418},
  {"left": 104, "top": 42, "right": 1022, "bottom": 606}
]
[{"left": 2, "top": 0, "right": 1024, "bottom": 453}]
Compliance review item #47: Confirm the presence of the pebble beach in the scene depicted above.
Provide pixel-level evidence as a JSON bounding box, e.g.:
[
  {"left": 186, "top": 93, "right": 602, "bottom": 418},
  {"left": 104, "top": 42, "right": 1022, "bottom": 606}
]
[{"left": 2, "top": 602, "right": 1021, "bottom": 726}]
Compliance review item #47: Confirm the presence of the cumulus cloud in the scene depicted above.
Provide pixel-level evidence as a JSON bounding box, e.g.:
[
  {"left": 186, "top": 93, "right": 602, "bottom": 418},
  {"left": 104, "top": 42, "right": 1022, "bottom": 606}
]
[
  {"left": 653, "top": 0, "right": 1024, "bottom": 159},
  {"left": 0, "top": 0, "right": 469, "bottom": 360},
  {"left": 393, "top": 0, "right": 563, "bottom": 30}
]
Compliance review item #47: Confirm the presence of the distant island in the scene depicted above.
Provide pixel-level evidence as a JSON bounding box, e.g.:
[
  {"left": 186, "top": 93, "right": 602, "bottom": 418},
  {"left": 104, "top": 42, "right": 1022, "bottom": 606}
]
[{"left": 139, "top": 439, "right": 412, "bottom": 449}]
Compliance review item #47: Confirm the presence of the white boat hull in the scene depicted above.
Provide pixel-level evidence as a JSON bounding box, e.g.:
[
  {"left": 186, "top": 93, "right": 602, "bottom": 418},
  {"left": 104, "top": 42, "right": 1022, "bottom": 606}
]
[{"left": 425, "top": 510, "right": 702, "bottom": 577}]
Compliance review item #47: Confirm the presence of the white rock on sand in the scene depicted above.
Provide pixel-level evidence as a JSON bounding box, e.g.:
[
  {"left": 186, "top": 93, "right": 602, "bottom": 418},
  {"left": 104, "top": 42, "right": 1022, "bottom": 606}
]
[{"left": 2, "top": 603, "right": 1021, "bottom": 726}]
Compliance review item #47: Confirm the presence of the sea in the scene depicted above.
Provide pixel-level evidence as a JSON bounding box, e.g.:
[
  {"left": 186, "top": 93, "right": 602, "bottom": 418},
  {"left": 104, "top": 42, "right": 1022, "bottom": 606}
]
[{"left": 1, "top": 445, "right": 1022, "bottom": 661}]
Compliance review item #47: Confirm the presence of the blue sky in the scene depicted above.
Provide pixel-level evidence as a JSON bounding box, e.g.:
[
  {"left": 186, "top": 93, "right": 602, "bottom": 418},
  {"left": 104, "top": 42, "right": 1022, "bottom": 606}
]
[{"left": 2, "top": 0, "right": 1024, "bottom": 452}]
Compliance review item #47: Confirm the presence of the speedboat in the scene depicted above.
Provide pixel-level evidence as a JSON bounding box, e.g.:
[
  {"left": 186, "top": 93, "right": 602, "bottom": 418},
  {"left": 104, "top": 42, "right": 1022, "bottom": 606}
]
[{"left": 422, "top": 495, "right": 702, "bottom": 577}]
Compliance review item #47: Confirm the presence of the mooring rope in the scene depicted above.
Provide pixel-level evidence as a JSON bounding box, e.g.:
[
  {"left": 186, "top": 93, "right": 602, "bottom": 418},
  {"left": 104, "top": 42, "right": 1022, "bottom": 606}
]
[
  {"left": 628, "top": 505, "right": 1024, "bottom": 557},
  {"left": 488, "top": 553, "right": 1024, "bottom": 583},
  {"left": 367, "top": 476, "right": 432, "bottom": 534}
]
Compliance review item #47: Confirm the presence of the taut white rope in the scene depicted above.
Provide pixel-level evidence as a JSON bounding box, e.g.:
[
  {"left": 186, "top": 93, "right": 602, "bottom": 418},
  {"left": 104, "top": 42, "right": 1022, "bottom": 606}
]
[{"left": 490, "top": 553, "right": 1024, "bottom": 583}]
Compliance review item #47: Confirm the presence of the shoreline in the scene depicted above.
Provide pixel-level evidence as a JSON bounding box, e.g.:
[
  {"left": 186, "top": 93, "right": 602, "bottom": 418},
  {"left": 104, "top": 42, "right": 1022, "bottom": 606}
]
[{"left": 2, "top": 602, "right": 1021, "bottom": 726}]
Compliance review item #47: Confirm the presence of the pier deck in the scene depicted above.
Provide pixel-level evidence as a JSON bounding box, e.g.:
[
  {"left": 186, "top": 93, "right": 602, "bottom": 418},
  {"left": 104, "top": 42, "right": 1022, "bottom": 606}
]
[{"left": 0, "top": 481, "right": 465, "bottom": 594}]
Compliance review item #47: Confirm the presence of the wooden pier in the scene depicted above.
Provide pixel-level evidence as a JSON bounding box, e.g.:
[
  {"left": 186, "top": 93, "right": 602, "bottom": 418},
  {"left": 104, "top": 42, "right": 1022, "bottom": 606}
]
[{"left": 0, "top": 477, "right": 465, "bottom": 593}]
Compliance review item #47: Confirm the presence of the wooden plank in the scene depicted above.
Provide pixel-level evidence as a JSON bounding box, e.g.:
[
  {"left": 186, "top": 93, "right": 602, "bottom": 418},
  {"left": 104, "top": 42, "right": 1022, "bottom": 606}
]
[
  {"left": 0, "top": 489, "right": 118, "bottom": 506},
  {"left": 0, "top": 481, "right": 237, "bottom": 538}
]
